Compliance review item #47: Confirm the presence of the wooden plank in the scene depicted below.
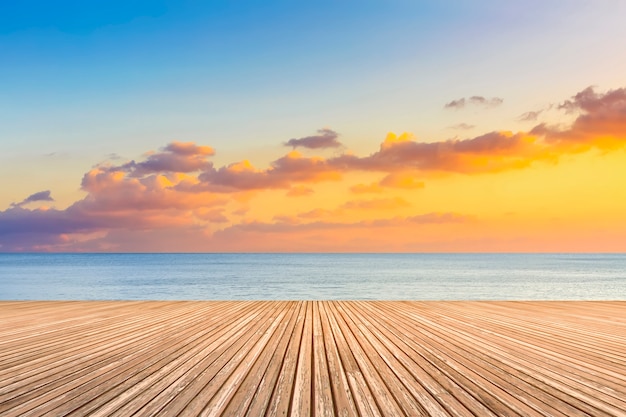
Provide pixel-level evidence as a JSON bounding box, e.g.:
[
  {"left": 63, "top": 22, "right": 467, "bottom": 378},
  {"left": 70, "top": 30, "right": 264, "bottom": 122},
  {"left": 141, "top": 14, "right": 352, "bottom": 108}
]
[
  {"left": 325, "top": 301, "right": 406, "bottom": 416},
  {"left": 289, "top": 300, "right": 313, "bottom": 416},
  {"left": 321, "top": 302, "right": 382, "bottom": 417},
  {"left": 100, "top": 302, "right": 282, "bottom": 417},
  {"left": 59, "top": 302, "right": 260, "bottom": 417},
  {"left": 0, "top": 302, "right": 211, "bottom": 401},
  {"left": 345, "top": 301, "right": 483, "bottom": 417},
  {"left": 312, "top": 301, "right": 335, "bottom": 417},
  {"left": 0, "top": 301, "right": 624, "bottom": 417},
  {"left": 6, "top": 302, "right": 261, "bottom": 417},
  {"left": 393, "top": 302, "right": 626, "bottom": 414},
  {"left": 196, "top": 302, "right": 292, "bottom": 417},
  {"left": 221, "top": 301, "right": 301, "bottom": 416},
  {"left": 317, "top": 301, "right": 358, "bottom": 417},
  {"left": 263, "top": 301, "right": 308, "bottom": 416},
  {"left": 368, "top": 302, "right": 579, "bottom": 416},
  {"left": 385, "top": 301, "right": 626, "bottom": 416},
  {"left": 335, "top": 301, "right": 442, "bottom": 416}
]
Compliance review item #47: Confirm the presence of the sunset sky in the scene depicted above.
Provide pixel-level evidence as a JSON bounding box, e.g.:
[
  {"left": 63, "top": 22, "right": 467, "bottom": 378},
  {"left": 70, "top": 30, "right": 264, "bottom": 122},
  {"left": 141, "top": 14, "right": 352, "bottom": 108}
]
[{"left": 1, "top": 0, "right": 626, "bottom": 252}]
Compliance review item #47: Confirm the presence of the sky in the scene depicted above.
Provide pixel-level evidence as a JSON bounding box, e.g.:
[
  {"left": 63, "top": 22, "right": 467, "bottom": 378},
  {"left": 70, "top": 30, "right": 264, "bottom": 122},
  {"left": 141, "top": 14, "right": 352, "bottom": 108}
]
[{"left": 1, "top": 0, "right": 626, "bottom": 252}]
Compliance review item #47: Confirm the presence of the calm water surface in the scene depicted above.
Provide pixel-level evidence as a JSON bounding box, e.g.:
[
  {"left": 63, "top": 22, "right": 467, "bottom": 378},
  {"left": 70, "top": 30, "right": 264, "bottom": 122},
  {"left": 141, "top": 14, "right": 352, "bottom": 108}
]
[{"left": 0, "top": 253, "right": 624, "bottom": 300}]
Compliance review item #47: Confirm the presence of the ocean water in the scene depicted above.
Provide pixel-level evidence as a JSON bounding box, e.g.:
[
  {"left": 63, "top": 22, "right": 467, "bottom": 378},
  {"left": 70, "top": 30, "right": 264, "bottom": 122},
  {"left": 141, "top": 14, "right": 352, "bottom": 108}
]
[{"left": 0, "top": 253, "right": 624, "bottom": 300}]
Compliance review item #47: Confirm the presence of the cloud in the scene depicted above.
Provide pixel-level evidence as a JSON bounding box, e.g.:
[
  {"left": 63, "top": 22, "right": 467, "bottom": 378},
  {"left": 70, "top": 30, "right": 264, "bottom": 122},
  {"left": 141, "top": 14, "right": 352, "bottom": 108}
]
[
  {"left": 379, "top": 173, "right": 425, "bottom": 189},
  {"left": 341, "top": 197, "right": 410, "bottom": 211},
  {"left": 329, "top": 131, "right": 538, "bottom": 174},
  {"left": 0, "top": 206, "right": 102, "bottom": 236},
  {"left": 286, "top": 186, "right": 314, "bottom": 197},
  {"left": 349, "top": 183, "right": 384, "bottom": 194},
  {"left": 4, "top": 86, "right": 626, "bottom": 251},
  {"left": 26, "top": 190, "right": 54, "bottom": 202},
  {"left": 470, "top": 95, "right": 503, "bottom": 107},
  {"left": 285, "top": 128, "right": 342, "bottom": 149},
  {"left": 79, "top": 169, "right": 224, "bottom": 212},
  {"left": 402, "top": 212, "right": 470, "bottom": 224},
  {"left": 533, "top": 86, "right": 626, "bottom": 150},
  {"left": 0, "top": 201, "right": 201, "bottom": 251},
  {"left": 232, "top": 207, "right": 250, "bottom": 216},
  {"left": 215, "top": 212, "right": 468, "bottom": 237},
  {"left": 194, "top": 208, "right": 229, "bottom": 223},
  {"left": 449, "top": 123, "right": 475, "bottom": 130},
  {"left": 196, "top": 87, "right": 625, "bottom": 195},
  {"left": 444, "top": 98, "right": 466, "bottom": 109},
  {"left": 202, "top": 212, "right": 474, "bottom": 252},
  {"left": 286, "top": 197, "right": 411, "bottom": 221},
  {"left": 199, "top": 151, "right": 341, "bottom": 191},
  {"left": 298, "top": 208, "right": 335, "bottom": 219},
  {"left": 197, "top": 112, "right": 622, "bottom": 193},
  {"left": 110, "top": 141, "right": 214, "bottom": 177},
  {"left": 218, "top": 211, "right": 470, "bottom": 234},
  {"left": 445, "top": 96, "right": 503, "bottom": 109},
  {"left": 518, "top": 110, "right": 542, "bottom": 122},
  {"left": 163, "top": 142, "right": 215, "bottom": 156},
  {"left": 11, "top": 190, "right": 54, "bottom": 207},
  {"left": 0, "top": 149, "right": 230, "bottom": 251}
]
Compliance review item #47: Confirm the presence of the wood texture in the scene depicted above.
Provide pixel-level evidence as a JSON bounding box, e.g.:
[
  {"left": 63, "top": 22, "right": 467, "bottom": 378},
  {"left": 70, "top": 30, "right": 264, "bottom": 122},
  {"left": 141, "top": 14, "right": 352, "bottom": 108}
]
[{"left": 0, "top": 301, "right": 624, "bottom": 416}]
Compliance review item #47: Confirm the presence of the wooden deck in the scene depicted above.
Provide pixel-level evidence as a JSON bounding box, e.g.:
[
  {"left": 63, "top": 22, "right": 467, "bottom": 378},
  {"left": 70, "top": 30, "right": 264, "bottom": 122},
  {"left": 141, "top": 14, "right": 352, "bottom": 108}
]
[{"left": 0, "top": 301, "right": 624, "bottom": 416}]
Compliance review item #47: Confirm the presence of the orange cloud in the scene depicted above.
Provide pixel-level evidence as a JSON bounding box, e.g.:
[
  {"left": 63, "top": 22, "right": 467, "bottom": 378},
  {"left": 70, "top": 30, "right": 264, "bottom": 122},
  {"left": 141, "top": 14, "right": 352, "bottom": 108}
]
[
  {"left": 379, "top": 173, "right": 425, "bottom": 189},
  {"left": 341, "top": 197, "right": 410, "bottom": 211},
  {"left": 534, "top": 86, "right": 626, "bottom": 150},
  {"left": 200, "top": 151, "right": 341, "bottom": 191},
  {"left": 204, "top": 212, "right": 473, "bottom": 252},
  {"left": 80, "top": 169, "right": 223, "bottom": 212},
  {"left": 349, "top": 183, "right": 384, "bottom": 194},
  {"left": 329, "top": 130, "right": 539, "bottom": 174},
  {"left": 380, "top": 132, "right": 413, "bottom": 149},
  {"left": 2, "top": 87, "right": 626, "bottom": 252},
  {"left": 216, "top": 212, "right": 469, "bottom": 234},
  {"left": 194, "top": 208, "right": 229, "bottom": 223},
  {"left": 298, "top": 208, "right": 335, "bottom": 219},
  {"left": 286, "top": 186, "right": 315, "bottom": 197}
]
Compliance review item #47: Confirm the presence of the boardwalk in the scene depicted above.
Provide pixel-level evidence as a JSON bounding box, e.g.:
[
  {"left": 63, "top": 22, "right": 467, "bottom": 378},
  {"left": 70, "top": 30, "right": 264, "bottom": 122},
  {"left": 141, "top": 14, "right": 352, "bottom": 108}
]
[{"left": 0, "top": 301, "right": 625, "bottom": 416}]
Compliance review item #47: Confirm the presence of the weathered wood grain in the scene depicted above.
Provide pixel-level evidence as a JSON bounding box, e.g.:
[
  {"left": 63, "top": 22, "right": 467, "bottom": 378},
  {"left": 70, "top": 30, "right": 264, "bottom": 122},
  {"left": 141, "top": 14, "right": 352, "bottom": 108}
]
[{"left": 0, "top": 301, "right": 624, "bottom": 416}]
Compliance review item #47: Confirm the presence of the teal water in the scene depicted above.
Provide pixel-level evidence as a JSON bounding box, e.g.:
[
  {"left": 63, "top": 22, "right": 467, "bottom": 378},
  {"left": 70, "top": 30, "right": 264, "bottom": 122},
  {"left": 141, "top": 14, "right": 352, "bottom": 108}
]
[{"left": 0, "top": 253, "right": 624, "bottom": 300}]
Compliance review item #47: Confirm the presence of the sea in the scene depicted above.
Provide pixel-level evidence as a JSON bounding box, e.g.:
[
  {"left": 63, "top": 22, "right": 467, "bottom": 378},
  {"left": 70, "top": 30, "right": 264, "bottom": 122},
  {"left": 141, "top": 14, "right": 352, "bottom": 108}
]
[{"left": 0, "top": 253, "right": 624, "bottom": 301}]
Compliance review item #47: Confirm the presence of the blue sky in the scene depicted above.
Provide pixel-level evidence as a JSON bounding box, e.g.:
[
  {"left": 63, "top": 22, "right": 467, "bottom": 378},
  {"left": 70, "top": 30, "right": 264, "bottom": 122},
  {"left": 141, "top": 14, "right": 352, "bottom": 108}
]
[{"left": 4, "top": 1, "right": 624, "bottom": 158}]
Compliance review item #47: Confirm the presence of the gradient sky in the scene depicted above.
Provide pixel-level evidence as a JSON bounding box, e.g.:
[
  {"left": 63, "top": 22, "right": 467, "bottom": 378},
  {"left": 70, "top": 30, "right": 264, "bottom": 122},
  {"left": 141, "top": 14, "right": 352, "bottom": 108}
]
[{"left": 1, "top": 0, "right": 626, "bottom": 252}]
